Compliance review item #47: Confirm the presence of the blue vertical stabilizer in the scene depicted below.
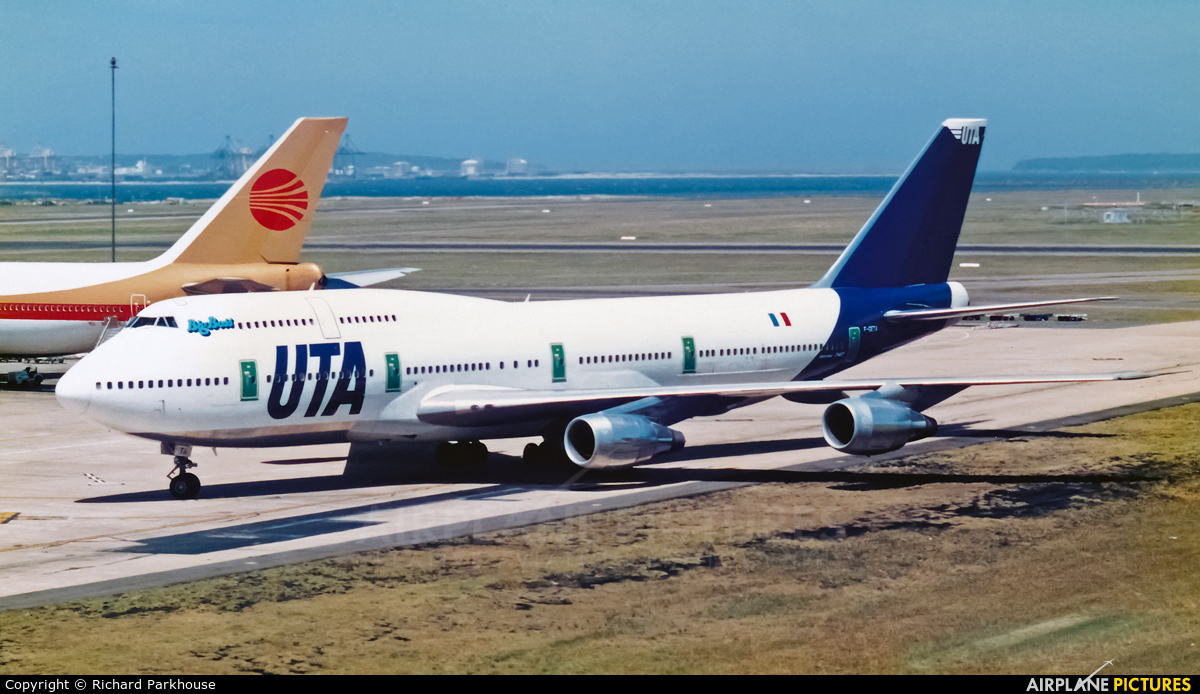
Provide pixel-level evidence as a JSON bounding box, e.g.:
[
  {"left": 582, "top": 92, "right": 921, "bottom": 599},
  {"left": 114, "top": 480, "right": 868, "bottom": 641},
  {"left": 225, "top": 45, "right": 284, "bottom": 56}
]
[{"left": 813, "top": 119, "right": 985, "bottom": 289}]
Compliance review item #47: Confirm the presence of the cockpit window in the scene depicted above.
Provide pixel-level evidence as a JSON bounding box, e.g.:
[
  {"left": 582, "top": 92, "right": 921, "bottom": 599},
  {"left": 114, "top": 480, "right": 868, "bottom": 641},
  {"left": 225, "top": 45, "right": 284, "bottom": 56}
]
[{"left": 129, "top": 316, "right": 178, "bottom": 328}]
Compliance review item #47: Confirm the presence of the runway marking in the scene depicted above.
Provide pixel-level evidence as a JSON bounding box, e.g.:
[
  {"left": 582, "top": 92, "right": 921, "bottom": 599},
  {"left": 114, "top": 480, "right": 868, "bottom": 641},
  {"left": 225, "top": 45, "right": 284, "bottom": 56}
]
[
  {"left": 0, "top": 513, "right": 17, "bottom": 524},
  {"left": 0, "top": 214, "right": 201, "bottom": 226},
  {"left": 84, "top": 473, "right": 120, "bottom": 486},
  {"left": 300, "top": 241, "right": 1200, "bottom": 256},
  {"left": 465, "top": 489, "right": 526, "bottom": 501}
]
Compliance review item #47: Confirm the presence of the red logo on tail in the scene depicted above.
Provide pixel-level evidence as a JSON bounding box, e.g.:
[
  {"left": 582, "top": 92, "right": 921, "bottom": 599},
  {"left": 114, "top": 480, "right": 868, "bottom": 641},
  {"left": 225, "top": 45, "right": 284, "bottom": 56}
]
[{"left": 249, "top": 169, "right": 308, "bottom": 231}]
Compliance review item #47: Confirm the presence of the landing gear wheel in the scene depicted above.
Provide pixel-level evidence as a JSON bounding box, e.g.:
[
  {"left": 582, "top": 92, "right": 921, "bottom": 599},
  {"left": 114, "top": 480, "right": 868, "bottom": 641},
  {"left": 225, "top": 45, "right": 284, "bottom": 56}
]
[
  {"left": 522, "top": 442, "right": 544, "bottom": 465},
  {"left": 523, "top": 441, "right": 570, "bottom": 468},
  {"left": 466, "top": 440, "right": 488, "bottom": 465},
  {"left": 169, "top": 472, "right": 201, "bottom": 500},
  {"left": 434, "top": 441, "right": 455, "bottom": 465},
  {"left": 167, "top": 454, "right": 200, "bottom": 499},
  {"left": 435, "top": 440, "right": 489, "bottom": 465}
]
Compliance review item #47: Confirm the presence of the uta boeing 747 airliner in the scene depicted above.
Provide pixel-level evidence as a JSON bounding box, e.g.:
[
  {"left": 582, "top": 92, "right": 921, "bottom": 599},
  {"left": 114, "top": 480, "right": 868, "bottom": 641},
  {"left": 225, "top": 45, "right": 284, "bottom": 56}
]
[
  {"left": 0, "top": 116, "right": 413, "bottom": 358},
  {"left": 55, "top": 119, "right": 1142, "bottom": 499}
]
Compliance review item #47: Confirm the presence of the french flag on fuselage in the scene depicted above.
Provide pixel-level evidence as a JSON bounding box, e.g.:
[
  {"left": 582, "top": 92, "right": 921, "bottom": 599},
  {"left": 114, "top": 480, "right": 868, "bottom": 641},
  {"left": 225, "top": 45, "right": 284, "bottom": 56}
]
[{"left": 768, "top": 312, "right": 792, "bottom": 327}]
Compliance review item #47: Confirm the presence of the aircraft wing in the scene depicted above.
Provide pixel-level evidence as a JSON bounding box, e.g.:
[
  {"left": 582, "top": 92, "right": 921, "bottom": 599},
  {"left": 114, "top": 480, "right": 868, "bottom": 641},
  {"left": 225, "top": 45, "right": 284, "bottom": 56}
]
[
  {"left": 324, "top": 268, "right": 421, "bottom": 288},
  {"left": 415, "top": 371, "right": 1153, "bottom": 427},
  {"left": 884, "top": 297, "right": 1116, "bottom": 322}
]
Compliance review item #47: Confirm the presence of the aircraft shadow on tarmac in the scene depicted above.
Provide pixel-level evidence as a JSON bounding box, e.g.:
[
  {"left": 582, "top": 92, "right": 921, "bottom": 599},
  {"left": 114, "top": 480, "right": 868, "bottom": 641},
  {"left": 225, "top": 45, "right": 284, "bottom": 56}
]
[
  {"left": 77, "top": 425, "right": 1128, "bottom": 506},
  {"left": 0, "top": 382, "right": 60, "bottom": 394},
  {"left": 72, "top": 424, "right": 1153, "bottom": 557},
  {"left": 937, "top": 420, "right": 1114, "bottom": 440},
  {"left": 108, "top": 465, "right": 1156, "bottom": 556}
]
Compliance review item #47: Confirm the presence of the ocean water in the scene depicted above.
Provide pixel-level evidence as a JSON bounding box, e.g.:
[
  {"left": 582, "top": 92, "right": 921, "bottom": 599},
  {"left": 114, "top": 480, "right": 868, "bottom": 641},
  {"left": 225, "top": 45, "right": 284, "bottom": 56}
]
[{"left": 2, "top": 171, "right": 1199, "bottom": 203}]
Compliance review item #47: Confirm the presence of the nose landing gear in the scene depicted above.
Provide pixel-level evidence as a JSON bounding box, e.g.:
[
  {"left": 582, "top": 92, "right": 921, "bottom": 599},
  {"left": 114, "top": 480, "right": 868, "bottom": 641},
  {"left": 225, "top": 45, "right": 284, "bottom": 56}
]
[{"left": 164, "top": 444, "right": 201, "bottom": 500}]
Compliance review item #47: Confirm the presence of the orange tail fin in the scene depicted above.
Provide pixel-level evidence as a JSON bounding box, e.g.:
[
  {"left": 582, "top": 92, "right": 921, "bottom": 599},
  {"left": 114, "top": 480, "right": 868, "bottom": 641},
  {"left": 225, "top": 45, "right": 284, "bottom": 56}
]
[{"left": 157, "top": 117, "right": 347, "bottom": 266}]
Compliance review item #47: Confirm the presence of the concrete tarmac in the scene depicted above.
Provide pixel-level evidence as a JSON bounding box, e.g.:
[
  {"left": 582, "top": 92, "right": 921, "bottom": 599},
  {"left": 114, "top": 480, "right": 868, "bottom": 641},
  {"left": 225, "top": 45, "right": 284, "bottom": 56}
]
[{"left": 0, "top": 320, "right": 1196, "bottom": 610}]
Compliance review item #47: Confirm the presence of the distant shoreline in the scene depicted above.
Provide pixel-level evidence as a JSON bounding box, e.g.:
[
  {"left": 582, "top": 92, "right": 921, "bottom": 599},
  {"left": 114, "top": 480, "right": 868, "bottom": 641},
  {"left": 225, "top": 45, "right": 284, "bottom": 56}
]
[{"left": 3, "top": 171, "right": 1200, "bottom": 202}]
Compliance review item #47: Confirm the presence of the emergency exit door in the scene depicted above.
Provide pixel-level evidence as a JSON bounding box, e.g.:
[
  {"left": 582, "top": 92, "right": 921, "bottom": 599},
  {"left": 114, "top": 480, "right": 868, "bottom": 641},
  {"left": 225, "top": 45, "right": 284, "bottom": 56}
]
[
  {"left": 385, "top": 353, "right": 401, "bottom": 392},
  {"left": 846, "top": 327, "right": 861, "bottom": 363},
  {"left": 240, "top": 360, "right": 258, "bottom": 401},
  {"left": 681, "top": 336, "right": 696, "bottom": 374},
  {"left": 550, "top": 343, "right": 566, "bottom": 382}
]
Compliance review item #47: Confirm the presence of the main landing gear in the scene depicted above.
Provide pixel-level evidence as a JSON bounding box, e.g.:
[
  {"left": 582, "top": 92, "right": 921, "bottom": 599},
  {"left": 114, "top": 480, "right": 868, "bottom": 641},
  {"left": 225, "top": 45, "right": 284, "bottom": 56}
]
[
  {"left": 434, "top": 439, "right": 489, "bottom": 466},
  {"left": 164, "top": 443, "right": 201, "bottom": 499},
  {"left": 522, "top": 440, "right": 571, "bottom": 468},
  {"left": 521, "top": 422, "right": 572, "bottom": 468}
]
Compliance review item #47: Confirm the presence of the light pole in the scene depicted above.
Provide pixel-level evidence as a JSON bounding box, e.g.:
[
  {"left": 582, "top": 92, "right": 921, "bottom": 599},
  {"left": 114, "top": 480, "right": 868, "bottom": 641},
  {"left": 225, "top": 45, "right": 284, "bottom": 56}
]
[{"left": 110, "top": 57, "right": 117, "bottom": 263}]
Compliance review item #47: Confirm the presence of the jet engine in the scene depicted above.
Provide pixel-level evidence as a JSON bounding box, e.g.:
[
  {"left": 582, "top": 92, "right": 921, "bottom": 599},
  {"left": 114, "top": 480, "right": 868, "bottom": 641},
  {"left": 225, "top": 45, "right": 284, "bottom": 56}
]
[
  {"left": 564, "top": 413, "right": 685, "bottom": 469},
  {"left": 821, "top": 396, "right": 938, "bottom": 454}
]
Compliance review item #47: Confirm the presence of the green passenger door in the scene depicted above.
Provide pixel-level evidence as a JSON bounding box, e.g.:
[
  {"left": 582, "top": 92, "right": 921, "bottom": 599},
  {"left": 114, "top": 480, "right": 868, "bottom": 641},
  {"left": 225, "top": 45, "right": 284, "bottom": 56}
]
[
  {"left": 550, "top": 343, "right": 566, "bottom": 383},
  {"left": 846, "top": 327, "right": 861, "bottom": 363},
  {"left": 681, "top": 336, "right": 696, "bottom": 374},
  {"left": 240, "top": 360, "right": 258, "bottom": 401},
  {"left": 385, "top": 353, "right": 402, "bottom": 392}
]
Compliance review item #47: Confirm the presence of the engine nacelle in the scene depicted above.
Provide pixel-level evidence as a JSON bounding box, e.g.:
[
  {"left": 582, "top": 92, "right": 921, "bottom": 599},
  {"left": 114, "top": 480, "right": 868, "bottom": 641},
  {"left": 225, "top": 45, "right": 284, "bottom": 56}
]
[
  {"left": 564, "top": 413, "right": 685, "bottom": 469},
  {"left": 821, "top": 396, "right": 938, "bottom": 454}
]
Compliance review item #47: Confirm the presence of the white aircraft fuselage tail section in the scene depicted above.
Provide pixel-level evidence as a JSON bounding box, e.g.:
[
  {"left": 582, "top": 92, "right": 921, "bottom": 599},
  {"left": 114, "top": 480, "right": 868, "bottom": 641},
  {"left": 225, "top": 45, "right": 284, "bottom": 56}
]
[{"left": 55, "top": 119, "right": 1153, "bottom": 498}]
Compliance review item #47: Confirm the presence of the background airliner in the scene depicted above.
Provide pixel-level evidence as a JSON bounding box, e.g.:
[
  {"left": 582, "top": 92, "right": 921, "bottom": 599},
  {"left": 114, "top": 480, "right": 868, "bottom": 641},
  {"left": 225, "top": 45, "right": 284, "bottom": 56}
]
[
  {"left": 0, "top": 116, "right": 413, "bottom": 358},
  {"left": 55, "top": 119, "right": 1142, "bottom": 499}
]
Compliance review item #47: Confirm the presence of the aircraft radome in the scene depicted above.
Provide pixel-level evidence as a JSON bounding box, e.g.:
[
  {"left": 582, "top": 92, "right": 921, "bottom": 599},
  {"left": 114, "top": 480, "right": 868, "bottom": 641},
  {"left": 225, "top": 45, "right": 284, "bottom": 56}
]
[
  {"left": 0, "top": 116, "right": 415, "bottom": 362},
  {"left": 55, "top": 119, "right": 1146, "bottom": 499}
]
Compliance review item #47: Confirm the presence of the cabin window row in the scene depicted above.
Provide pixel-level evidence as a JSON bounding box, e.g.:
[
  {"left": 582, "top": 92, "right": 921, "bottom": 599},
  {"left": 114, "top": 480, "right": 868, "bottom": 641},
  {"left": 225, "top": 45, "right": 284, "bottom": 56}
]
[
  {"left": 262, "top": 369, "right": 372, "bottom": 383},
  {"left": 580, "top": 352, "right": 671, "bottom": 364},
  {"left": 405, "top": 359, "right": 540, "bottom": 376},
  {"left": 238, "top": 319, "right": 313, "bottom": 329},
  {"left": 696, "top": 344, "right": 822, "bottom": 358},
  {"left": 3, "top": 304, "right": 125, "bottom": 314},
  {"left": 98, "top": 377, "right": 229, "bottom": 390},
  {"left": 339, "top": 315, "right": 397, "bottom": 324}
]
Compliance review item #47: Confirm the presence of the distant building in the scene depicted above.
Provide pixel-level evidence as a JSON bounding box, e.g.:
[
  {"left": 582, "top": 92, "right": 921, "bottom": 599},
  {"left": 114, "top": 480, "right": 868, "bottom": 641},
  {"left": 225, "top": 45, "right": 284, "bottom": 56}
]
[
  {"left": 385, "top": 161, "right": 411, "bottom": 179},
  {"left": 0, "top": 146, "right": 13, "bottom": 181},
  {"left": 30, "top": 146, "right": 58, "bottom": 174},
  {"left": 460, "top": 159, "right": 480, "bottom": 177},
  {"left": 75, "top": 163, "right": 108, "bottom": 176},
  {"left": 1102, "top": 208, "right": 1131, "bottom": 224},
  {"left": 506, "top": 158, "right": 529, "bottom": 175},
  {"left": 114, "top": 160, "right": 149, "bottom": 176}
]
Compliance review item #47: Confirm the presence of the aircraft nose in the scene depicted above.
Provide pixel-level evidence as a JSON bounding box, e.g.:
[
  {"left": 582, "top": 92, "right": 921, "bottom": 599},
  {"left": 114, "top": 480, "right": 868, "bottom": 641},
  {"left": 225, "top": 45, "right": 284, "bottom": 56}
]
[{"left": 55, "top": 364, "right": 92, "bottom": 416}]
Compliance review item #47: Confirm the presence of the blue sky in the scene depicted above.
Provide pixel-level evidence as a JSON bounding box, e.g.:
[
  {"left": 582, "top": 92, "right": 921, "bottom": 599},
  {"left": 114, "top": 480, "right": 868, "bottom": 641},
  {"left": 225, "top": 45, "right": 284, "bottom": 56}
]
[{"left": 2, "top": 1, "right": 1197, "bottom": 172}]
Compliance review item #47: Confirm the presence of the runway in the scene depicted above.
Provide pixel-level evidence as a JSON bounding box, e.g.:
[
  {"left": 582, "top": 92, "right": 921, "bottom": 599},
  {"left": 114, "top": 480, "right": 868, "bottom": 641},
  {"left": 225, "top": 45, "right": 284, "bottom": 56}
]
[
  {"left": 3, "top": 239, "right": 1200, "bottom": 255},
  {"left": 0, "top": 320, "right": 1197, "bottom": 610}
]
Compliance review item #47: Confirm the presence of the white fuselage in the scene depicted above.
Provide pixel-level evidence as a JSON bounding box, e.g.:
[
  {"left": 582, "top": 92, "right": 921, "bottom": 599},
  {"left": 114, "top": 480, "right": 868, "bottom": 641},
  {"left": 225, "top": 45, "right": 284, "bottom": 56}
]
[
  {"left": 56, "top": 287, "right": 844, "bottom": 447},
  {"left": 0, "top": 260, "right": 157, "bottom": 355}
]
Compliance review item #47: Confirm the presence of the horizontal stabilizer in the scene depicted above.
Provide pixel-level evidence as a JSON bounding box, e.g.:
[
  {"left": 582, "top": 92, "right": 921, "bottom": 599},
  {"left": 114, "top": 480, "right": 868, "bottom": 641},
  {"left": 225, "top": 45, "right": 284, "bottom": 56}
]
[
  {"left": 323, "top": 268, "right": 421, "bottom": 289},
  {"left": 884, "top": 296, "right": 1116, "bottom": 322},
  {"left": 415, "top": 371, "right": 1154, "bottom": 427}
]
